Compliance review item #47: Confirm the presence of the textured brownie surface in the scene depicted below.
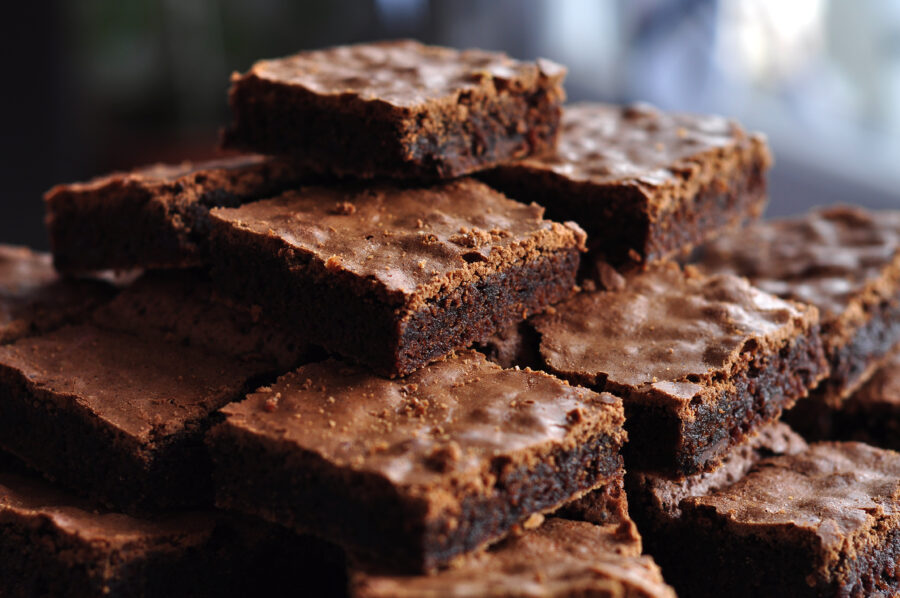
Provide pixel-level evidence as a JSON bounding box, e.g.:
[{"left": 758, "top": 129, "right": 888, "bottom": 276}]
[
  {"left": 209, "top": 178, "right": 585, "bottom": 376},
  {"left": 0, "top": 245, "right": 113, "bottom": 343},
  {"left": 351, "top": 518, "right": 675, "bottom": 598},
  {"left": 44, "top": 154, "right": 309, "bottom": 272},
  {"left": 480, "top": 102, "right": 771, "bottom": 266},
  {"left": 670, "top": 442, "right": 900, "bottom": 597},
  {"left": 696, "top": 206, "right": 900, "bottom": 410},
  {"left": 222, "top": 40, "right": 566, "bottom": 179},
  {"left": 530, "top": 262, "right": 827, "bottom": 475},
  {"left": 209, "top": 350, "right": 625, "bottom": 572}
]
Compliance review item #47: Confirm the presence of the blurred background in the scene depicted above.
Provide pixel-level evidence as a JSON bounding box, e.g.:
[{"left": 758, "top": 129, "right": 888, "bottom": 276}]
[{"left": 4, "top": 0, "right": 900, "bottom": 248}]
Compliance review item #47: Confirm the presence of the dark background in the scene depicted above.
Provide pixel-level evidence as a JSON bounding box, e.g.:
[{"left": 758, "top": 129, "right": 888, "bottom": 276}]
[{"left": 4, "top": 0, "right": 900, "bottom": 249}]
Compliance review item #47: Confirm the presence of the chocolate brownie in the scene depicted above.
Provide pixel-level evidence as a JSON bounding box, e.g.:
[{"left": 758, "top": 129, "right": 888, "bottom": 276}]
[
  {"left": 351, "top": 518, "right": 675, "bottom": 598},
  {"left": 527, "top": 262, "right": 827, "bottom": 475},
  {"left": 0, "top": 274, "right": 310, "bottom": 512},
  {"left": 696, "top": 206, "right": 900, "bottom": 417},
  {"left": 208, "top": 178, "right": 586, "bottom": 377},
  {"left": 44, "top": 154, "right": 310, "bottom": 273},
  {"left": 0, "top": 245, "right": 113, "bottom": 343},
  {"left": 221, "top": 40, "right": 566, "bottom": 179},
  {"left": 663, "top": 442, "right": 900, "bottom": 597},
  {"left": 207, "top": 350, "right": 626, "bottom": 572},
  {"left": 480, "top": 102, "right": 771, "bottom": 267}
]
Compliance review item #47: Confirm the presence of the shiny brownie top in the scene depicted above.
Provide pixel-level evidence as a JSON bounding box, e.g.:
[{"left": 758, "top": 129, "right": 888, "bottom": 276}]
[
  {"left": 353, "top": 518, "right": 675, "bottom": 598},
  {"left": 502, "top": 102, "right": 769, "bottom": 186},
  {"left": 697, "top": 206, "right": 900, "bottom": 319},
  {"left": 847, "top": 350, "right": 900, "bottom": 408},
  {"left": 209, "top": 178, "right": 586, "bottom": 305},
  {"left": 219, "top": 350, "right": 624, "bottom": 488},
  {"left": 235, "top": 39, "right": 566, "bottom": 109},
  {"left": 683, "top": 442, "right": 900, "bottom": 546},
  {"left": 532, "top": 262, "right": 817, "bottom": 393}
]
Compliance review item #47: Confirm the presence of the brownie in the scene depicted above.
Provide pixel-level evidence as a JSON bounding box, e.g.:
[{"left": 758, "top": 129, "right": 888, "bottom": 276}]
[
  {"left": 0, "top": 467, "right": 347, "bottom": 598},
  {"left": 0, "top": 245, "right": 113, "bottom": 343},
  {"left": 44, "top": 154, "right": 310, "bottom": 273},
  {"left": 208, "top": 178, "right": 586, "bottom": 377},
  {"left": 662, "top": 442, "right": 900, "bottom": 597},
  {"left": 525, "top": 262, "right": 827, "bottom": 475},
  {"left": 351, "top": 517, "right": 675, "bottom": 598},
  {"left": 207, "top": 350, "right": 626, "bottom": 572},
  {"left": 695, "top": 206, "right": 900, "bottom": 418},
  {"left": 221, "top": 40, "right": 566, "bottom": 179},
  {"left": 0, "top": 274, "right": 310, "bottom": 512},
  {"left": 480, "top": 102, "right": 771, "bottom": 267}
]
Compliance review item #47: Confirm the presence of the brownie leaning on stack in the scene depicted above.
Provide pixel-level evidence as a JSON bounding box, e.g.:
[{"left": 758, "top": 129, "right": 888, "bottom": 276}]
[{"left": 3, "top": 38, "right": 898, "bottom": 597}]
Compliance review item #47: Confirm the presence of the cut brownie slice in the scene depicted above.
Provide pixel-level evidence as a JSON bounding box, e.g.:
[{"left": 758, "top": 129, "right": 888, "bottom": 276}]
[
  {"left": 208, "top": 350, "right": 626, "bottom": 572},
  {"left": 665, "top": 442, "right": 900, "bottom": 597},
  {"left": 696, "top": 206, "right": 900, "bottom": 417},
  {"left": 0, "top": 274, "right": 310, "bottom": 512},
  {"left": 480, "top": 102, "right": 771, "bottom": 267},
  {"left": 527, "top": 262, "right": 827, "bottom": 475},
  {"left": 351, "top": 518, "right": 675, "bottom": 598},
  {"left": 209, "top": 178, "right": 586, "bottom": 377},
  {"left": 0, "top": 245, "right": 113, "bottom": 343},
  {"left": 222, "top": 40, "right": 566, "bottom": 179},
  {"left": 44, "top": 154, "right": 309, "bottom": 273}
]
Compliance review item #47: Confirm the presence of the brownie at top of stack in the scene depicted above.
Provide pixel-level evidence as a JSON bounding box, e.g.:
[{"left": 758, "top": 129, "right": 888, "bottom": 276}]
[
  {"left": 0, "top": 245, "right": 113, "bottom": 344},
  {"left": 209, "top": 178, "right": 586, "bottom": 377},
  {"left": 44, "top": 154, "right": 310, "bottom": 273},
  {"left": 490, "top": 261, "right": 827, "bottom": 475},
  {"left": 208, "top": 350, "right": 626, "bottom": 572},
  {"left": 480, "top": 102, "right": 771, "bottom": 268},
  {"left": 222, "top": 40, "right": 566, "bottom": 179}
]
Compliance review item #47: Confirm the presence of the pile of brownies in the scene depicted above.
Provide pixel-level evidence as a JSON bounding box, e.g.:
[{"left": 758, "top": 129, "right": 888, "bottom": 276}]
[{"left": 2, "top": 40, "right": 900, "bottom": 598}]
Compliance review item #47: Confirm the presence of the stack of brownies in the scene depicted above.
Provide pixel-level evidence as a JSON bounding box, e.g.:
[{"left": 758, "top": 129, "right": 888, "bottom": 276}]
[{"left": 1, "top": 39, "right": 900, "bottom": 598}]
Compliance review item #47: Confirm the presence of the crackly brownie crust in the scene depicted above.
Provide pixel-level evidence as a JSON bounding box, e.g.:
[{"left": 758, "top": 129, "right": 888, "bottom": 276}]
[
  {"left": 0, "top": 245, "right": 113, "bottom": 343},
  {"left": 664, "top": 442, "right": 900, "bottom": 598},
  {"left": 526, "top": 262, "right": 827, "bottom": 476},
  {"left": 208, "top": 351, "right": 626, "bottom": 573},
  {"left": 480, "top": 102, "right": 771, "bottom": 267},
  {"left": 209, "top": 179, "right": 585, "bottom": 377},
  {"left": 222, "top": 40, "right": 566, "bottom": 179},
  {"left": 44, "top": 154, "right": 310, "bottom": 273},
  {"left": 696, "top": 206, "right": 900, "bottom": 412}
]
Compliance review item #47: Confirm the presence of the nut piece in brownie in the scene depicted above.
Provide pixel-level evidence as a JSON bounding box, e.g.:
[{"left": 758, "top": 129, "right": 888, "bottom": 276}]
[
  {"left": 0, "top": 273, "right": 310, "bottom": 512},
  {"left": 208, "top": 350, "right": 626, "bottom": 573},
  {"left": 0, "top": 245, "right": 113, "bottom": 343},
  {"left": 480, "top": 102, "right": 771, "bottom": 267},
  {"left": 664, "top": 442, "right": 900, "bottom": 598},
  {"left": 351, "top": 518, "right": 675, "bottom": 598},
  {"left": 696, "top": 206, "right": 900, "bottom": 420},
  {"left": 222, "top": 40, "right": 566, "bottom": 179},
  {"left": 528, "top": 262, "right": 827, "bottom": 475},
  {"left": 209, "top": 178, "right": 586, "bottom": 377},
  {"left": 44, "top": 154, "right": 310, "bottom": 273}
]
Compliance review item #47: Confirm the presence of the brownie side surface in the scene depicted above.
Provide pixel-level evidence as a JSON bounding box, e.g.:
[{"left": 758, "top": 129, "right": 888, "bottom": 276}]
[
  {"left": 44, "top": 154, "right": 310, "bottom": 273},
  {"left": 209, "top": 179, "right": 585, "bottom": 376},
  {"left": 531, "top": 262, "right": 827, "bottom": 475},
  {"left": 480, "top": 102, "right": 772, "bottom": 266},
  {"left": 222, "top": 40, "right": 566, "bottom": 179},
  {"left": 208, "top": 351, "right": 625, "bottom": 572}
]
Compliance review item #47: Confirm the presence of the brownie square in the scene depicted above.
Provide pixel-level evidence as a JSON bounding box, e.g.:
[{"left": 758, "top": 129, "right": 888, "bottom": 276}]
[
  {"left": 221, "top": 40, "right": 566, "bottom": 179},
  {"left": 525, "top": 262, "right": 827, "bottom": 475},
  {"left": 0, "top": 273, "right": 310, "bottom": 512},
  {"left": 208, "top": 178, "right": 586, "bottom": 377},
  {"left": 0, "top": 245, "right": 113, "bottom": 343},
  {"left": 665, "top": 442, "right": 900, "bottom": 597},
  {"left": 480, "top": 102, "right": 771, "bottom": 267},
  {"left": 696, "top": 206, "right": 900, "bottom": 418},
  {"left": 44, "top": 154, "right": 309, "bottom": 273},
  {"left": 208, "top": 350, "right": 626, "bottom": 572}
]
